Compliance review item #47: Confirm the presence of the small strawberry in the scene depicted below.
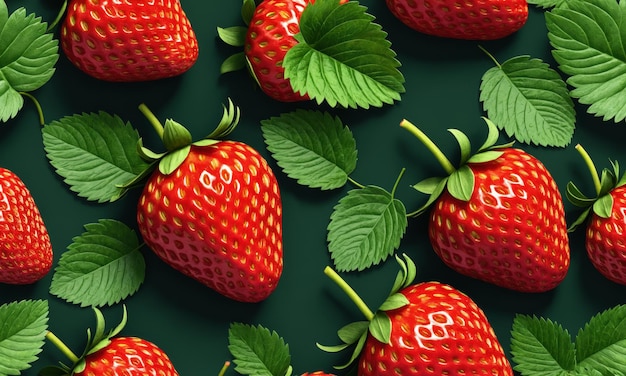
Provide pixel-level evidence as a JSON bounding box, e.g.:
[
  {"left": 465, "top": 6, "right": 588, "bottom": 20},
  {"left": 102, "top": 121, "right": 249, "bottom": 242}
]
[
  {"left": 135, "top": 99, "right": 282, "bottom": 302},
  {"left": 401, "top": 117, "right": 570, "bottom": 292},
  {"left": 566, "top": 144, "right": 626, "bottom": 285},
  {"left": 0, "top": 167, "right": 53, "bottom": 284},
  {"left": 386, "top": 0, "right": 528, "bottom": 40},
  {"left": 43, "top": 306, "right": 179, "bottom": 376},
  {"left": 320, "top": 254, "right": 513, "bottom": 376},
  {"left": 59, "top": 0, "right": 198, "bottom": 82}
]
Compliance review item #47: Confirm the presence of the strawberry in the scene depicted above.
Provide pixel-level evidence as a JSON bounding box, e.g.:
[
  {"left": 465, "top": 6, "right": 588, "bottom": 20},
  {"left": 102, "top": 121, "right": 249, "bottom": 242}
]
[
  {"left": 43, "top": 306, "right": 179, "bottom": 376},
  {"left": 385, "top": 0, "right": 528, "bottom": 40},
  {"left": 401, "top": 118, "right": 569, "bottom": 292},
  {"left": 566, "top": 144, "right": 626, "bottom": 285},
  {"left": 135, "top": 100, "right": 283, "bottom": 302},
  {"left": 302, "top": 373, "right": 335, "bottom": 375},
  {"left": 0, "top": 167, "right": 53, "bottom": 284},
  {"left": 320, "top": 255, "right": 513, "bottom": 376},
  {"left": 59, "top": 0, "right": 198, "bottom": 82}
]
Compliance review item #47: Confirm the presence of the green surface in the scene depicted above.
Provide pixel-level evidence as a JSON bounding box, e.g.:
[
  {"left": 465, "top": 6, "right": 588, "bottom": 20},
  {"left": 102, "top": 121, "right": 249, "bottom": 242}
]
[{"left": 2, "top": 0, "right": 626, "bottom": 375}]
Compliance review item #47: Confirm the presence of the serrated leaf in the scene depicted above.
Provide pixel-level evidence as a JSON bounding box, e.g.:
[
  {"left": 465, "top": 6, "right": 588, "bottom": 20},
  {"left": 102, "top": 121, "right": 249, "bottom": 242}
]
[
  {"left": 527, "top": 0, "right": 566, "bottom": 9},
  {"left": 42, "top": 112, "right": 152, "bottom": 203},
  {"left": 546, "top": 0, "right": 626, "bottom": 122},
  {"left": 480, "top": 55, "right": 575, "bottom": 147},
  {"left": 283, "top": 0, "right": 404, "bottom": 109},
  {"left": 228, "top": 323, "right": 291, "bottom": 376},
  {"left": 49, "top": 219, "right": 146, "bottom": 307},
  {"left": 510, "top": 314, "right": 576, "bottom": 375},
  {"left": 328, "top": 186, "right": 407, "bottom": 272},
  {"left": 261, "top": 110, "right": 357, "bottom": 190},
  {"left": 575, "top": 305, "right": 626, "bottom": 374},
  {"left": 0, "top": 4, "right": 58, "bottom": 122},
  {"left": 0, "top": 300, "right": 49, "bottom": 376}
]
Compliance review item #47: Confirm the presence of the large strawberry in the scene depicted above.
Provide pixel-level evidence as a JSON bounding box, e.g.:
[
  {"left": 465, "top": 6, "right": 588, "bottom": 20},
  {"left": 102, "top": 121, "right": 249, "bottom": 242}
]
[
  {"left": 386, "top": 0, "right": 528, "bottom": 40},
  {"left": 59, "top": 0, "right": 198, "bottom": 82},
  {"left": 0, "top": 167, "right": 53, "bottom": 284},
  {"left": 566, "top": 144, "right": 626, "bottom": 285},
  {"left": 320, "top": 255, "right": 513, "bottom": 375},
  {"left": 135, "top": 100, "right": 283, "bottom": 302},
  {"left": 401, "top": 117, "right": 570, "bottom": 292},
  {"left": 43, "top": 306, "right": 179, "bottom": 376}
]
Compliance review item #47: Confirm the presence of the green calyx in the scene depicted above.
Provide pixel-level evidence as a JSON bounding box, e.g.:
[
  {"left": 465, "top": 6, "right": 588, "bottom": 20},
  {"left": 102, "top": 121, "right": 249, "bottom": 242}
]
[
  {"left": 566, "top": 144, "right": 626, "bottom": 232},
  {"left": 401, "top": 117, "right": 513, "bottom": 217},
  {"left": 217, "top": 0, "right": 255, "bottom": 74},
  {"left": 317, "top": 254, "right": 416, "bottom": 370},
  {"left": 42, "top": 306, "right": 128, "bottom": 376},
  {"left": 137, "top": 98, "right": 241, "bottom": 175}
]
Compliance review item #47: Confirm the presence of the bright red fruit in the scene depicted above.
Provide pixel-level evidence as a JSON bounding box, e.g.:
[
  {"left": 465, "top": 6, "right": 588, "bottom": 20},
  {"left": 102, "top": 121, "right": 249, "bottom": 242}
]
[
  {"left": 0, "top": 167, "right": 53, "bottom": 284},
  {"left": 386, "top": 0, "right": 528, "bottom": 40},
  {"left": 136, "top": 141, "right": 283, "bottom": 302},
  {"left": 60, "top": 0, "right": 199, "bottom": 82},
  {"left": 360, "top": 281, "right": 512, "bottom": 376},
  {"left": 301, "top": 372, "right": 335, "bottom": 376}
]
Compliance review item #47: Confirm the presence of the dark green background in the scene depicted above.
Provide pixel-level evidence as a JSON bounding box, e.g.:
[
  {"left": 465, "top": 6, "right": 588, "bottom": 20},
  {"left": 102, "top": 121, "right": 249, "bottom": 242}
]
[{"left": 2, "top": 0, "right": 626, "bottom": 374}]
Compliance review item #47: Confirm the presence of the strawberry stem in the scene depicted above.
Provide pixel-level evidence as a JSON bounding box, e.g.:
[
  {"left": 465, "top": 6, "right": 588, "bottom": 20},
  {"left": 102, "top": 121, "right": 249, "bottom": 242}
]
[
  {"left": 45, "top": 331, "right": 79, "bottom": 364},
  {"left": 478, "top": 45, "right": 502, "bottom": 69},
  {"left": 46, "top": 0, "right": 68, "bottom": 32},
  {"left": 575, "top": 143, "right": 601, "bottom": 194},
  {"left": 138, "top": 103, "right": 165, "bottom": 139},
  {"left": 19, "top": 92, "right": 45, "bottom": 125},
  {"left": 400, "top": 119, "right": 455, "bottom": 175},
  {"left": 217, "top": 361, "right": 231, "bottom": 376},
  {"left": 324, "top": 266, "right": 374, "bottom": 321}
]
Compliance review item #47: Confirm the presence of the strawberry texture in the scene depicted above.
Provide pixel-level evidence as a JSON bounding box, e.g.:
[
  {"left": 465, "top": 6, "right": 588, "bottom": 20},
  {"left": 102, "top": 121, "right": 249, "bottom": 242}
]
[
  {"left": 429, "top": 148, "right": 570, "bottom": 292},
  {"left": 0, "top": 168, "right": 53, "bottom": 284},
  {"left": 136, "top": 141, "right": 283, "bottom": 302},
  {"left": 61, "top": 0, "right": 198, "bottom": 82},
  {"left": 359, "top": 281, "right": 513, "bottom": 376}
]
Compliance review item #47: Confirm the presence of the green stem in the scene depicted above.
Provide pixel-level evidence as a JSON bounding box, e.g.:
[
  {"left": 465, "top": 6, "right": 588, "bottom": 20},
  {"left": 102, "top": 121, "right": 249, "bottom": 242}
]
[
  {"left": 478, "top": 45, "right": 502, "bottom": 69},
  {"left": 138, "top": 103, "right": 164, "bottom": 139},
  {"left": 46, "top": 331, "right": 79, "bottom": 364},
  {"left": 19, "top": 92, "right": 45, "bottom": 125},
  {"left": 217, "top": 361, "right": 230, "bottom": 376},
  {"left": 390, "top": 168, "right": 406, "bottom": 198},
  {"left": 347, "top": 176, "right": 365, "bottom": 189},
  {"left": 324, "top": 266, "right": 374, "bottom": 321},
  {"left": 575, "top": 143, "right": 601, "bottom": 194},
  {"left": 400, "top": 119, "right": 455, "bottom": 175},
  {"left": 46, "top": 0, "right": 68, "bottom": 32}
]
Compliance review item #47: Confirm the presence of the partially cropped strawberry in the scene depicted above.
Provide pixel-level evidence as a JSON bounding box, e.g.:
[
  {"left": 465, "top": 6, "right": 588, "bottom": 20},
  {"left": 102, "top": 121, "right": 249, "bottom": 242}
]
[
  {"left": 386, "top": 0, "right": 528, "bottom": 40},
  {"left": 321, "top": 255, "right": 513, "bottom": 375},
  {"left": 59, "top": 0, "right": 198, "bottom": 82},
  {"left": 567, "top": 144, "right": 626, "bottom": 285},
  {"left": 0, "top": 167, "right": 53, "bottom": 284},
  {"left": 402, "top": 118, "right": 569, "bottom": 292},
  {"left": 135, "top": 100, "right": 282, "bottom": 302}
]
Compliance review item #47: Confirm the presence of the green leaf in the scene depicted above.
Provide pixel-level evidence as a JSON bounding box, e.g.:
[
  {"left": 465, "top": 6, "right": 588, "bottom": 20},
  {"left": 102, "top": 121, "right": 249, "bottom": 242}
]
[
  {"left": 527, "top": 0, "right": 566, "bottom": 9},
  {"left": 228, "top": 323, "right": 292, "bottom": 376},
  {"left": 217, "top": 26, "right": 246, "bottom": 47},
  {"left": 575, "top": 305, "right": 626, "bottom": 374},
  {"left": 337, "top": 321, "right": 370, "bottom": 346},
  {"left": 413, "top": 176, "right": 446, "bottom": 194},
  {"left": 480, "top": 54, "right": 575, "bottom": 147},
  {"left": 467, "top": 150, "right": 504, "bottom": 164},
  {"left": 369, "top": 312, "right": 392, "bottom": 344},
  {"left": 510, "top": 314, "right": 576, "bottom": 375},
  {"left": 592, "top": 194, "right": 613, "bottom": 218},
  {"left": 0, "top": 300, "right": 49, "bottom": 376},
  {"left": 261, "top": 110, "right": 357, "bottom": 190},
  {"left": 0, "top": 5, "right": 58, "bottom": 122},
  {"left": 410, "top": 176, "right": 448, "bottom": 217},
  {"left": 328, "top": 186, "right": 408, "bottom": 272},
  {"left": 283, "top": 0, "right": 405, "bottom": 109},
  {"left": 49, "top": 219, "right": 146, "bottom": 307},
  {"left": 448, "top": 128, "right": 472, "bottom": 165},
  {"left": 378, "top": 292, "right": 409, "bottom": 311},
  {"left": 546, "top": 0, "right": 626, "bottom": 122},
  {"left": 42, "top": 112, "right": 152, "bottom": 203},
  {"left": 447, "top": 165, "right": 475, "bottom": 201}
]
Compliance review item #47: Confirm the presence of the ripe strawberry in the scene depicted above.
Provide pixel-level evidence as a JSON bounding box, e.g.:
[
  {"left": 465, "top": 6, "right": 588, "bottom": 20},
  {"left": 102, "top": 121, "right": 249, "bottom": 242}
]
[
  {"left": 567, "top": 144, "right": 626, "bottom": 285},
  {"left": 135, "top": 101, "right": 283, "bottom": 302},
  {"left": 402, "top": 118, "right": 569, "bottom": 292},
  {"left": 60, "top": 0, "right": 198, "bottom": 82},
  {"left": 321, "top": 255, "right": 513, "bottom": 376},
  {"left": 0, "top": 167, "right": 53, "bottom": 284},
  {"left": 302, "top": 372, "right": 335, "bottom": 375},
  {"left": 386, "top": 0, "right": 528, "bottom": 40}
]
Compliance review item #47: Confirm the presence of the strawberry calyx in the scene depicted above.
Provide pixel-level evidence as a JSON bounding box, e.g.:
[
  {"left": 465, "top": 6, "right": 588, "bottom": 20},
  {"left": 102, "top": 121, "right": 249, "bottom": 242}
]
[
  {"left": 401, "top": 117, "right": 514, "bottom": 217},
  {"left": 566, "top": 143, "right": 626, "bottom": 232},
  {"left": 318, "top": 254, "right": 416, "bottom": 370},
  {"left": 42, "top": 305, "right": 128, "bottom": 376},
  {"left": 217, "top": 0, "right": 256, "bottom": 75}
]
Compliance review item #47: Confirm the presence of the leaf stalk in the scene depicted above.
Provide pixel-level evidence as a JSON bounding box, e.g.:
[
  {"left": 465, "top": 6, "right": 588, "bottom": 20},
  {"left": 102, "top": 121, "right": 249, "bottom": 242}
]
[
  {"left": 45, "top": 330, "right": 79, "bottom": 364},
  {"left": 138, "top": 103, "right": 165, "bottom": 139},
  {"left": 400, "top": 119, "right": 455, "bottom": 174},
  {"left": 324, "top": 266, "right": 374, "bottom": 321},
  {"left": 575, "top": 144, "right": 601, "bottom": 194}
]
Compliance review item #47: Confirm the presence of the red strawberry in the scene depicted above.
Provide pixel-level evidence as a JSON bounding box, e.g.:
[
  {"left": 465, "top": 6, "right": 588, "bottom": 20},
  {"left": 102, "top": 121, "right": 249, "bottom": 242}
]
[
  {"left": 302, "top": 373, "right": 335, "bottom": 375},
  {"left": 0, "top": 167, "right": 53, "bottom": 284},
  {"left": 60, "top": 0, "right": 198, "bottom": 82},
  {"left": 567, "top": 144, "right": 626, "bottom": 285},
  {"left": 321, "top": 255, "right": 513, "bottom": 376},
  {"left": 386, "top": 0, "right": 528, "bottom": 40},
  {"left": 401, "top": 118, "right": 569, "bottom": 292},
  {"left": 135, "top": 101, "right": 282, "bottom": 302}
]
